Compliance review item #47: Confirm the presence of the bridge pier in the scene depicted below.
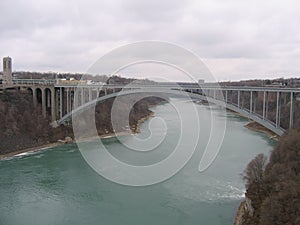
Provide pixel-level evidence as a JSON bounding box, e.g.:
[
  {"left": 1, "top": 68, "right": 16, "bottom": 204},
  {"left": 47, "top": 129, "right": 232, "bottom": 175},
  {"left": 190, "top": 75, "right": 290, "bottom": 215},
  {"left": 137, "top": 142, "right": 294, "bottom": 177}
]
[
  {"left": 55, "top": 88, "right": 59, "bottom": 118},
  {"left": 237, "top": 90, "right": 240, "bottom": 108},
  {"left": 30, "top": 87, "right": 56, "bottom": 121},
  {"left": 266, "top": 92, "right": 269, "bottom": 120},
  {"left": 263, "top": 91, "right": 267, "bottom": 119},
  {"left": 42, "top": 88, "right": 46, "bottom": 118},
  {"left": 51, "top": 89, "right": 56, "bottom": 122},
  {"left": 66, "top": 88, "right": 70, "bottom": 114},
  {"left": 241, "top": 91, "right": 244, "bottom": 108},
  {"left": 290, "top": 92, "right": 294, "bottom": 128},
  {"left": 81, "top": 88, "right": 84, "bottom": 106},
  {"left": 59, "top": 88, "right": 63, "bottom": 119},
  {"left": 250, "top": 91, "right": 253, "bottom": 113},
  {"left": 74, "top": 88, "right": 78, "bottom": 108},
  {"left": 89, "top": 88, "right": 92, "bottom": 102},
  {"left": 253, "top": 92, "right": 257, "bottom": 114},
  {"left": 32, "top": 87, "right": 37, "bottom": 108},
  {"left": 276, "top": 92, "right": 280, "bottom": 128}
]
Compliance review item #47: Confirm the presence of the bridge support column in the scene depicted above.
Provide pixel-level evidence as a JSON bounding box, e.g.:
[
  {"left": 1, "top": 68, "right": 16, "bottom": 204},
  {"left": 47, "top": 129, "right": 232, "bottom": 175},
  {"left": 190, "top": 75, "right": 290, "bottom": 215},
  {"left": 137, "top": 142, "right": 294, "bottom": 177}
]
[
  {"left": 250, "top": 91, "right": 253, "bottom": 113},
  {"left": 74, "top": 88, "right": 79, "bottom": 108},
  {"left": 279, "top": 92, "right": 281, "bottom": 127},
  {"left": 51, "top": 88, "right": 56, "bottom": 122},
  {"left": 89, "top": 88, "right": 92, "bottom": 102},
  {"left": 253, "top": 92, "right": 257, "bottom": 113},
  {"left": 225, "top": 90, "right": 228, "bottom": 104},
  {"left": 42, "top": 88, "right": 46, "bottom": 118},
  {"left": 81, "top": 88, "right": 84, "bottom": 106},
  {"left": 237, "top": 90, "right": 240, "bottom": 108},
  {"left": 266, "top": 92, "right": 269, "bottom": 120},
  {"left": 241, "top": 91, "right": 244, "bottom": 108},
  {"left": 263, "top": 91, "right": 266, "bottom": 119},
  {"left": 66, "top": 88, "right": 70, "bottom": 114},
  {"left": 104, "top": 88, "right": 107, "bottom": 95},
  {"left": 96, "top": 88, "right": 99, "bottom": 98},
  {"left": 70, "top": 88, "right": 74, "bottom": 111},
  {"left": 55, "top": 89, "right": 59, "bottom": 117},
  {"left": 32, "top": 88, "right": 37, "bottom": 108},
  {"left": 59, "top": 88, "right": 63, "bottom": 119},
  {"left": 276, "top": 92, "right": 280, "bottom": 128},
  {"left": 290, "top": 92, "right": 294, "bottom": 128}
]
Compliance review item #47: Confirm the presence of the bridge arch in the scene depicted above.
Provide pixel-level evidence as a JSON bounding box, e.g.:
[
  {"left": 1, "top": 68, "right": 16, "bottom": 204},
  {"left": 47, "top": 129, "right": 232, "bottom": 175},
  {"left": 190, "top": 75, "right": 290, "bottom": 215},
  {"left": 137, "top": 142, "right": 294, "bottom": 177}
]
[
  {"left": 56, "top": 88, "right": 285, "bottom": 136},
  {"left": 25, "top": 87, "right": 56, "bottom": 120},
  {"left": 57, "top": 89, "right": 205, "bottom": 125}
]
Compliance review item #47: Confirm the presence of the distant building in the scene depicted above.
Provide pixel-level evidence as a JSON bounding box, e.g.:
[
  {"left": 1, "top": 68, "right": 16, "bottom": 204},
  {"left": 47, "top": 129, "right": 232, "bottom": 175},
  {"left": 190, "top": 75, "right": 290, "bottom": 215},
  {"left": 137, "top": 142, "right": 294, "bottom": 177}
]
[{"left": 3, "top": 56, "right": 12, "bottom": 85}]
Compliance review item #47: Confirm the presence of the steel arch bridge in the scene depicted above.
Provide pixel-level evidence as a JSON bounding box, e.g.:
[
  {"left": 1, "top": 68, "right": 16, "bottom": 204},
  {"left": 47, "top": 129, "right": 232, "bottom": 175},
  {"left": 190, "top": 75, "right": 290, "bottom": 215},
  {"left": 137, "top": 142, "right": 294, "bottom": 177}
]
[
  {"left": 2, "top": 80, "right": 300, "bottom": 136},
  {"left": 54, "top": 85, "right": 297, "bottom": 136}
]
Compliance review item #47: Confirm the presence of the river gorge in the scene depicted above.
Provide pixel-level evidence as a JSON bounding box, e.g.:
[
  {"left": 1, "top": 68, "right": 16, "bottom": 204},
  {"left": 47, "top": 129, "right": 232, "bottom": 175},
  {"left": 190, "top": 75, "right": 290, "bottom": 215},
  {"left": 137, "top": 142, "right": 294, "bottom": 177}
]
[{"left": 0, "top": 98, "right": 276, "bottom": 225}]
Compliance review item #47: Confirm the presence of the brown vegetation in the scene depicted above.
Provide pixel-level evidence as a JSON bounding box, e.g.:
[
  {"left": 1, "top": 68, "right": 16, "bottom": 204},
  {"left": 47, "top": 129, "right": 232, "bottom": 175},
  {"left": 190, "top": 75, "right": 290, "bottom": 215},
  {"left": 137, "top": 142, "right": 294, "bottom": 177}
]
[
  {"left": 240, "top": 129, "right": 300, "bottom": 224},
  {"left": 0, "top": 91, "right": 72, "bottom": 154},
  {"left": 0, "top": 91, "right": 164, "bottom": 155}
]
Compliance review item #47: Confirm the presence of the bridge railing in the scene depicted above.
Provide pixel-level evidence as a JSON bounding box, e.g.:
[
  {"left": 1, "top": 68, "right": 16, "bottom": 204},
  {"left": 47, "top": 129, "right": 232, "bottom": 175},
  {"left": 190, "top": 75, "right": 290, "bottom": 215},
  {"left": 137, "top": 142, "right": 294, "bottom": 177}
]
[
  {"left": 13, "top": 79, "right": 56, "bottom": 86},
  {"left": 3, "top": 80, "right": 297, "bottom": 135}
]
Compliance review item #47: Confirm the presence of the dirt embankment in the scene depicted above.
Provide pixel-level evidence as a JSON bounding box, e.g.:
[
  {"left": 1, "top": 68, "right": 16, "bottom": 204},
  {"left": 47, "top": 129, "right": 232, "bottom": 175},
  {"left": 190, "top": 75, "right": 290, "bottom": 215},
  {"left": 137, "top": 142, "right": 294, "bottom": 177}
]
[{"left": 244, "top": 121, "right": 279, "bottom": 140}]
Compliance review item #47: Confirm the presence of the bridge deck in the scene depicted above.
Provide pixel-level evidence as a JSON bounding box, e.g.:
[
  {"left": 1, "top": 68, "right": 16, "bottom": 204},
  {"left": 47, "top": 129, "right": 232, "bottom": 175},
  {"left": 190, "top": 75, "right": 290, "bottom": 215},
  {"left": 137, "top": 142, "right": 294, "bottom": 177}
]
[{"left": 1, "top": 80, "right": 299, "bottom": 136}]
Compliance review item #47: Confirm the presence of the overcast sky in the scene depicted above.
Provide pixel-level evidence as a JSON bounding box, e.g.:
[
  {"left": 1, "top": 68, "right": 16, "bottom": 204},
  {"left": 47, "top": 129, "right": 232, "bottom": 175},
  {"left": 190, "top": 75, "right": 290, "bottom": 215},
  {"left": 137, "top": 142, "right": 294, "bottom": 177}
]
[{"left": 0, "top": 0, "right": 300, "bottom": 81}]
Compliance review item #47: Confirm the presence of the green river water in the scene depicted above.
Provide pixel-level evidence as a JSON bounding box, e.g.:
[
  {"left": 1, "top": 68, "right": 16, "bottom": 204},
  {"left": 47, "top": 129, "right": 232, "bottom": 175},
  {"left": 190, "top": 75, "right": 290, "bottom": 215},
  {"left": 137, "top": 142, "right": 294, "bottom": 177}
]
[{"left": 0, "top": 99, "right": 276, "bottom": 225}]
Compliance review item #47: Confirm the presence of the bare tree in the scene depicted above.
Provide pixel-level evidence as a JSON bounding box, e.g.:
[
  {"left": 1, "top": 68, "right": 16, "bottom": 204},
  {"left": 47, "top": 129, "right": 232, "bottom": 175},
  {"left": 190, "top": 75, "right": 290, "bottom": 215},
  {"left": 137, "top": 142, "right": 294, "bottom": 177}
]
[{"left": 243, "top": 153, "right": 267, "bottom": 189}]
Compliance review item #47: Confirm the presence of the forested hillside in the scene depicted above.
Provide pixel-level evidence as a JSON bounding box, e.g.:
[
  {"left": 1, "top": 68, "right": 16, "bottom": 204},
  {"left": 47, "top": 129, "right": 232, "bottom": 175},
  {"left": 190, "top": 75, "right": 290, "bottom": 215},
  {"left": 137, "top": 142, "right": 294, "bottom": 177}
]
[
  {"left": 239, "top": 128, "right": 300, "bottom": 224},
  {"left": 0, "top": 90, "right": 164, "bottom": 155}
]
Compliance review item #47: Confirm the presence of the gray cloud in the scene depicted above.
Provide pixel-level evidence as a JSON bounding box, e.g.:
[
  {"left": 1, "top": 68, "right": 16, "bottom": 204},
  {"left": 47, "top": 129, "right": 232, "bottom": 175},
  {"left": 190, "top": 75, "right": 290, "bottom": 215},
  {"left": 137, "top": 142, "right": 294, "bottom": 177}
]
[{"left": 0, "top": 0, "right": 300, "bottom": 81}]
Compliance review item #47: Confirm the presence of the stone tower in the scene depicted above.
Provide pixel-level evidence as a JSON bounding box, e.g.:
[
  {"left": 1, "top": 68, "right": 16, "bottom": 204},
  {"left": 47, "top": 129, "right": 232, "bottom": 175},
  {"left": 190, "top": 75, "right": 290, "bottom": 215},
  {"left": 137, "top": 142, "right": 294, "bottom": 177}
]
[{"left": 3, "top": 56, "right": 12, "bottom": 85}]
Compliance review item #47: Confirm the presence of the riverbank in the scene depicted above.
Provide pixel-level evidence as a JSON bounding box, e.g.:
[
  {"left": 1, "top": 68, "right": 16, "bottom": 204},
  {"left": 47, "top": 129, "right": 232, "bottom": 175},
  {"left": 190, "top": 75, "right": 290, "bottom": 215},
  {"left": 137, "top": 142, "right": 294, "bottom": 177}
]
[
  {"left": 0, "top": 110, "right": 155, "bottom": 160},
  {"left": 0, "top": 131, "right": 130, "bottom": 160},
  {"left": 234, "top": 129, "right": 300, "bottom": 224},
  {"left": 233, "top": 121, "right": 279, "bottom": 224},
  {"left": 225, "top": 109, "right": 279, "bottom": 140},
  {"left": 0, "top": 142, "right": 65, "bottom": 160},
  {"left": 244, "top": 121, "right": 279, "bottom": 141},
  {"left": 234, "top": 200, "right": 246, "bottom": 225},
  {"left": 133, "top": 111, "right": 154, "bottom": 133},
  {"left": 0, "top": 91, "right": 165, "bottom": 159}
]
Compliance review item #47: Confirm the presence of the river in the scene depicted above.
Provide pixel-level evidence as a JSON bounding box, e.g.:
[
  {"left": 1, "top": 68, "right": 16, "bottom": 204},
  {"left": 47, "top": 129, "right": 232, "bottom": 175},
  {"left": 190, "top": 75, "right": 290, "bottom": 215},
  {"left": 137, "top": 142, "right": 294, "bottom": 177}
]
[{"left": 0, "top": 99, "right": 276, "bottom": 225}]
